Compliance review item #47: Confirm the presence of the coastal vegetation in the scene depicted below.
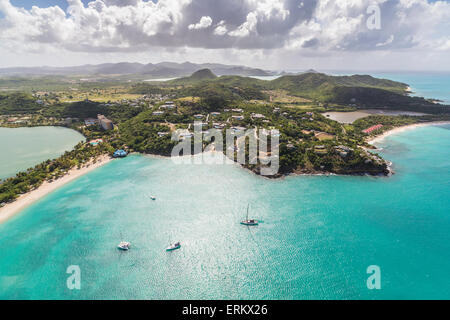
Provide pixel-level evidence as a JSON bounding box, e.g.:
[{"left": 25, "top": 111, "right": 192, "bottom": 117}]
[
  {"left": 1, "top": 69, "right": 450, "bottom": 205},
  {"left": 0, "top": 141, "right": 113, "bottom": 204}
]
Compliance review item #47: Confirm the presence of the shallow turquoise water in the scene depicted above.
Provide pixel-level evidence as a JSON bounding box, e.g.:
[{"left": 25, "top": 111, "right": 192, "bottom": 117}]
[
  {"left": 0, "top": 124, "right": 449, "bottom": 299},
  {"left": 0, "top": 127, "right": 85, "bottom": 180}
]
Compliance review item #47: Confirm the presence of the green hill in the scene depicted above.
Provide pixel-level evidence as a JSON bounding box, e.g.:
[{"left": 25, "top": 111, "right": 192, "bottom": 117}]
[
  {"left": 133, "top": 71, "right": 448, "bottom": 114},
  {"left": 190, "top": 69, "right": 217, "bottom": 80},
  {"left": 0, "top": 92, "right": 42, "bottom": 114},
  {"left": 269, "top": 73, "right": 408, "bottom": 99},
  {"left": 169, "top": 69, "right": 217, "bottom": 85}
]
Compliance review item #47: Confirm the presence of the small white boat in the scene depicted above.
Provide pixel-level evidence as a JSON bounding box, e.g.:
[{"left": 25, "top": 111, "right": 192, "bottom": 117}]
[
  {"left": 150, "top": 195, "right": 156, "bottom": 200},
  {"left": 241, "top": 219, "right": 259, "bottom": 226},
  {"left": 117, "top": 241, "right": 131, "bottom": 250},
  {"left": 240, "top": 204, "right": 259, "bottom": 226},
  {"left": 166, "top": 242, "right": 181, "bottom": 251}
]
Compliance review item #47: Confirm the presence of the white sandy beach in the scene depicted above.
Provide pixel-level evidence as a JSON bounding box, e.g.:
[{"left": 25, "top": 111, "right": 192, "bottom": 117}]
[
  {"left": 368, "top": 121, "right": 450, "bottom": 145},
  {"left": 1, "top": 121, "right": 449, "bottom": 225},
  {"left": 0, "top": 155, "right": 112, "bottom": 224}
]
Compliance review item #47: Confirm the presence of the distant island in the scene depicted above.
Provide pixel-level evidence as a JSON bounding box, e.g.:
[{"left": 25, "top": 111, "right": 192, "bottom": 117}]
[
  {"left": 1, "top": 66, "right": 450, "bottom": 208},
  {"left": 0, "top": 61, "right": 276, "bottom": 79}
]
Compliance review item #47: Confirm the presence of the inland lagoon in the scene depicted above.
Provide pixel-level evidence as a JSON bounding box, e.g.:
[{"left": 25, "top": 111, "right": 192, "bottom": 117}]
[{"left": 0, "top": 127, "right": 85, "bottom": 180}]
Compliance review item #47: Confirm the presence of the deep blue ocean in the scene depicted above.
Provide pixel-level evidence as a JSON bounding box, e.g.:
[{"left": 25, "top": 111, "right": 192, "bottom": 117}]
[{"left": 0, "top": 74, "right": 449, "bottom": 299}]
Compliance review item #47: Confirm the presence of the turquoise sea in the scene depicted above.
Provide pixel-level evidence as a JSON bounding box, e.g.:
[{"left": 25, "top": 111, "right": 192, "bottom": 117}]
[
  {"left": 370, "top": 72, "right": 450, "bottom": 105},
  {"left": 329, "top": 71, "right": 450, "bottom": 105},
  {"left": 0, "top": 126, "right": 85, "bottom": 180},
  {"left": 0, "top": 123, "right": 449, "bottom": 299}
]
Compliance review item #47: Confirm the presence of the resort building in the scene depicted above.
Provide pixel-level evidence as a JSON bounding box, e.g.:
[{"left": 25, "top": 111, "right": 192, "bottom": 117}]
[
  {"left": 97, "top": 114, "right": 114, "bottom": 130},
  {"left": 174, "top": 129, "right": 193, "bottom": 141},
  {"left": 210, "top": 112, "right": 221, "bottom": 117},
  {"left": 260, "top": 128, "right": 280, "bottom": 137},
  {"left": 84, "top": 118, "right": 98, "bottom": 126},
  {"left": 363, "top": 124, "right": 383, "bottom": 134},
  {"left": 153, "top": 111, "right": 165, "bottom": 116},
  {"left": 229, "top": 126, "right": 246, "bottom": 134},
  {"left": 314, "top": 145, "right": 327, "bottom": 155},
  {"left": 287, "top": 144, "right": 295, "bottom": 149},
  {"left": 179, "top": 132, "right": 193, "bottom": 140},
  {"left": 157, "top": 132, "right": 169, "bottom": 137},
  {"left": 334, "top": 145, "right": 353, "bottom": 158},
  {"left": 64, "top": 117, "right": 78, "bottom": 125},
  {"left": 231, "top": 115, "right": 245, "bottom": 121},
  {"left": 113, "top": 149, "right": 127, "bottom": 158},
  {"left": 232, "top": 108, "right": 243, "bottom": 113},
  {"left": 213, "top": 122, "right": 225, "bottom": 129},
  {"left": 251, "top": 113, "right": 266, "bottom": 119},
  {"left": 160, "top": 103, "right": 175, "bottom": 110},
  {"left": 194, "top": 114, "right": 204, "bottom": 119},
  {"left": 89, "top": 139, "right": 103, "bottom": 146}
]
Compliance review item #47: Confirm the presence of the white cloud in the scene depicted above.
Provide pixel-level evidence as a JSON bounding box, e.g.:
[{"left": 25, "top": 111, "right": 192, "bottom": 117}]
[
  {"left": 376, "top": 35, "right": 394, "bottom": 47},
  {"left": 228, "top": 12, "right": 258, "bottom": 37},
  {"left": 213, "top": 20, "right": 228, "bottom": 36},
  {"left": 0, "top": 0, "right": 449, "bottom": 69},
  {"left": 188, "top": 16, "right": 212, "bottom": 30}
]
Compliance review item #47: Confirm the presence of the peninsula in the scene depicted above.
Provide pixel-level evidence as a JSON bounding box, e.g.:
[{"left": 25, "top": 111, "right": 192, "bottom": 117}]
[{"left": 1, "top": 67, "right": 450, "bottom": 218}]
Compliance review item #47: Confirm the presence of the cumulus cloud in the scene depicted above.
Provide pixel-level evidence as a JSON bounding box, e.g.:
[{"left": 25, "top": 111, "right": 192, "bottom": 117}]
[
  {"left": 228, "top": 12, "right": 258, "bottom": 37},
  {"left": 213, "top": 20, "right": 227, "bottom": 36},
  {"left": 188, "top": 16, "right": 212, "bottom": 30},
  {"left": 0, "top": 0, "right": 448, "bottom": 57}
]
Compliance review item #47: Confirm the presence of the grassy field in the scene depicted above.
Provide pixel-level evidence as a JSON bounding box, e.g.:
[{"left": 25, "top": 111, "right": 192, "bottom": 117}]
[
  {"left": 263, "top": 90, "right": 312, "bottom": 103},
  {"left": 61, "top": 93, "right": 143, "bottom": 103},
  {"left": 56, "top": 88, "right": 144, "bottom": 103},
  {"left": 315, "top": 132, "right": 335, "bottom": 141},
  {"left": 175, "top": 96, "right": 201, "bottom": 103}
]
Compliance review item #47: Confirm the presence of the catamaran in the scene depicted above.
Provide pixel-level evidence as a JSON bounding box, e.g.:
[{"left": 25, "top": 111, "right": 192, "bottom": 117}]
[
  {"left": 240, "top": 204, "right": 259, "bottom": 226},
  {"left": 166, "top": 242, "right": 181, "bottom": 251},
  {"left": 117, "top": 241, "right": 131, "bottom": 250}
]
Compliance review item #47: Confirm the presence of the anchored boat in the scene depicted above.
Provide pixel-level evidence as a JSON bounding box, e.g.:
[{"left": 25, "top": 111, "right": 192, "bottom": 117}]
[
  {"left": 166, "top": 242, "right": 181, "bottom": 251},
  {"left": 117, "top": 241, "right": 131, "bottom": 250},
  {"left": 240, "top": 204, "right": 259, "bottom": 226}
]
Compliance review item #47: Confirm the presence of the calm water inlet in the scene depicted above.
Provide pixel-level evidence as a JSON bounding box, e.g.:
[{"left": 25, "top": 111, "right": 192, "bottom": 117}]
[{"left": 0, "top": 126, "right": 85, "bottom": 180}]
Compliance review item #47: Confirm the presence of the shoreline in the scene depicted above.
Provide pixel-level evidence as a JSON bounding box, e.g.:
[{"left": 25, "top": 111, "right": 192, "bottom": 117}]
[
  {"left": 1, "top": 121, "right": 448, "bottom": 224},
  {"left": 0, "top": 155, "right": 112, "bottom": 224},
  {"left": 367, "top": 121, "right": 450, "bottom": 145}
]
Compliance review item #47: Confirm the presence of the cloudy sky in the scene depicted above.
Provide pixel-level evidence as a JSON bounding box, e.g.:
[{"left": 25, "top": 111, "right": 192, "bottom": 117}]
[{"left": 0, "top": 0, "right": 449, "bottom": 71}]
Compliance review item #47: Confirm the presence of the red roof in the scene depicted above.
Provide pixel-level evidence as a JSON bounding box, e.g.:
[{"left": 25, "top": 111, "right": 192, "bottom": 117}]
[{"left": 363, "top": 124, "right": 383, "bottom": 134}]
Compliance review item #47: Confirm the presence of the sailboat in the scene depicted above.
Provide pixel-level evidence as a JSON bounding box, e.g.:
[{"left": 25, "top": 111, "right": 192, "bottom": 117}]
[
  {"left": 117, "top": 232, "right": 131, "bottom": 250},
  {"left": 240, "top": 204, "right": 259, "bottom": 226},
  {"left": 166, "top": 241, "right": 181, "bottom": 251},
  {"left": 117, "top": 241, "right": 131, "bottom": 250}
]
